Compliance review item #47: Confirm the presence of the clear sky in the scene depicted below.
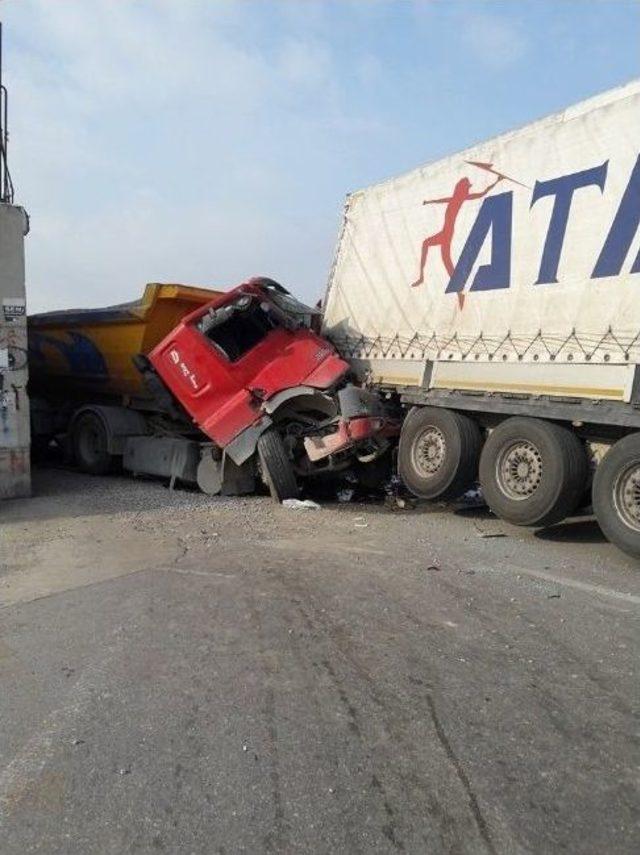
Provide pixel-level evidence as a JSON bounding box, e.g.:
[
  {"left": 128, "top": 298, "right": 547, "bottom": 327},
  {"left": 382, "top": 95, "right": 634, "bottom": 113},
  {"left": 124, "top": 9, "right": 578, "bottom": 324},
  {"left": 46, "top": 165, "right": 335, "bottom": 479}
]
[{"left": 1, "top": 0, "right": 639, "bottom": 312}]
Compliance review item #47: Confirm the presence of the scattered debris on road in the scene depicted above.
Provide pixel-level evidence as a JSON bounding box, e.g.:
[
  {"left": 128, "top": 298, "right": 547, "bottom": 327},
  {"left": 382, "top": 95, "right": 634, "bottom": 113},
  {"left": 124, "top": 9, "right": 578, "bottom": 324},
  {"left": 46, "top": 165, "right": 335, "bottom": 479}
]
[
  {"left": 282, "top": 498, "right": 321, "bottom": 510},
  {"left": 337, "top": 488, "right": 355, "bottom": 503},
  {"left": 473, "top": 521, "right": 508, "bottom": 539}
]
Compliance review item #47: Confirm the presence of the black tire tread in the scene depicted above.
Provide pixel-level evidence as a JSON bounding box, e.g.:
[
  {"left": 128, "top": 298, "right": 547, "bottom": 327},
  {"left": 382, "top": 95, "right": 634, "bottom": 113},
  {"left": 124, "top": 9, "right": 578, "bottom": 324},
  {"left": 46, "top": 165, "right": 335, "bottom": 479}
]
[
  {"left": 72, "top": 412, "right": 113, "bottom": 476},
  {"left": 592, "top": 433, "right": 640, "bottom": 559},
  {"left": 479, "top": 417, "right": 587, "bottom": 528},
  {"left": 257, "top": 429, "right": 299, "bottom": 502},
  {"left": 398, "top": 407, "right": 482, "bottom": 500}
]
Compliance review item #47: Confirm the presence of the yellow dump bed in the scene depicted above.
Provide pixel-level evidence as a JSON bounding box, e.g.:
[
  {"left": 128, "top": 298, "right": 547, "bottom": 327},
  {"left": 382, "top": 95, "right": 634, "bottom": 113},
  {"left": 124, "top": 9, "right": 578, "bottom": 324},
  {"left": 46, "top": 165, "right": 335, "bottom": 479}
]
[{"left": 28, "top": 283, "right": 221, "bottom": 401}]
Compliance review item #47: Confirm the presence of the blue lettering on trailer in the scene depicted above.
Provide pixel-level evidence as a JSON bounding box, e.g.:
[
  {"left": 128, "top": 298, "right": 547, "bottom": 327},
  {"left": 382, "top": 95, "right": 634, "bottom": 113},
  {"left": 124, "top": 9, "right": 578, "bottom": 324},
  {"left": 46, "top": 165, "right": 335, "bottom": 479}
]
[
  {"left": 445, "top": 192, "right": 513, "bottom": 294},
  {"left": 530, "top": 161, "right": 608, "bottom": 285},
  {"left": 592, "top": 154, "right": 640, "bottom": 278},
  {"left": 413, "top": 155, "right": 640, "bottom": 298}
]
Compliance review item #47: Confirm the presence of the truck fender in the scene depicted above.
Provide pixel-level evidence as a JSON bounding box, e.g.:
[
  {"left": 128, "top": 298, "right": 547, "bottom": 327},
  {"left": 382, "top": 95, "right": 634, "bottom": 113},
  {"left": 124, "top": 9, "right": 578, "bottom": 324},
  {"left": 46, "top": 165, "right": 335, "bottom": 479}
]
[
  {"left": 224, "top": 414, "right": 273, "bottom": 466},
  {"left": 262, "top": 386, "right": 337, "bottom": 418},
  {"left": 69, "top": 405, "right": 148, "bottom": 455},
  {"left": 225, "top": 388, "right": 338, "bottom": 466}
]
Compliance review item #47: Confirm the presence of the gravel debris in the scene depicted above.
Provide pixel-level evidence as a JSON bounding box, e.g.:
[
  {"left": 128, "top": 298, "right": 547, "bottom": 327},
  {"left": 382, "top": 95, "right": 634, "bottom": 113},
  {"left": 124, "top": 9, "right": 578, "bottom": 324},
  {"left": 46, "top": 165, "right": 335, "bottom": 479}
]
[{"left": 13, "top": 468, "right": 240, "bottom": 517}]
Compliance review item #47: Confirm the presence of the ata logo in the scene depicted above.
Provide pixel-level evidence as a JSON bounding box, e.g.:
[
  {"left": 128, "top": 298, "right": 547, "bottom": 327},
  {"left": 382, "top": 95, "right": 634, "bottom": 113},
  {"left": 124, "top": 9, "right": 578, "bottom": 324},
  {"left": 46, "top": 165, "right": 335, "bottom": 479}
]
[{"left": 411, "top": 155, "right": 640, "bottom": 308}]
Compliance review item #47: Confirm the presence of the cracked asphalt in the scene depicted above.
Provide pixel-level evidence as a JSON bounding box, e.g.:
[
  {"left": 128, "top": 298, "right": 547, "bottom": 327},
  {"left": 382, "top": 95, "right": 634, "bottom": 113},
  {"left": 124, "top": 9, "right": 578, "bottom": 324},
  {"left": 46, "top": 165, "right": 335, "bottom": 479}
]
[{"left": 0, "top": 468, "right": 639, "bottom": 854}]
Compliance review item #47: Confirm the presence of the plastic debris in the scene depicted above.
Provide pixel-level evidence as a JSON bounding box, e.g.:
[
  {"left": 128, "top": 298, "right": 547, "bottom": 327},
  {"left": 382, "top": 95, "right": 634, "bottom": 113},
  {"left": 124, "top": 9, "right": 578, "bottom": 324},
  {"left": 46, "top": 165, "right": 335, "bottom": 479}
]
[
  {"left": 337, "top": 488, "right": 355, "bottom": 503},
  {"left": 282, "top": 498, "right": 321, "bottom": 510},
  {"left": 384, "top": 473, "right": 403, "bottom": 496},
  {"left": 353, "top": 516, "right": 368, "bottom": 528},
  {"left": 458, "top": 486, "right": 485, "bottom": 507},
  {"left": 473, "top": 521, "right": 507, "bottom": 538},
  {"left": 386, "top": 494, "right": 416, "bottom": 510}
]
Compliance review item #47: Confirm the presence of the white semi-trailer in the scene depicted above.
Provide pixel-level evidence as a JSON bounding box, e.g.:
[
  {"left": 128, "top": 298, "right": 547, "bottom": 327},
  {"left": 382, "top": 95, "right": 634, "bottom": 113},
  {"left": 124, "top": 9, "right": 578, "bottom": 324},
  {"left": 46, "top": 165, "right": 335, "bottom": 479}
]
[{"left": 323, "top": 80, "right": 640, "bottom": 558}]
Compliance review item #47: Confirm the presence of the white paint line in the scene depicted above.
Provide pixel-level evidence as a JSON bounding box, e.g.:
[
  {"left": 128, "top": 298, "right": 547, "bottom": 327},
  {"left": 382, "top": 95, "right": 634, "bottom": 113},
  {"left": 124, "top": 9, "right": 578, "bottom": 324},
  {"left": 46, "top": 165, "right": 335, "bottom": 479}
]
[
  {"left": 263, "top": 538, "right": 388, "bottom": 557},
  {"left": 166, "top": 568, "right": 237, "bottom": 579},
  {"left": 0, "top": 567, "right": 152, "bottom": 611},
  {"left": 482, "top": 564, "right": 640, "bottom": 606},
  {"left": 0, "top": 632, "right": 122, "bottom": 827}
]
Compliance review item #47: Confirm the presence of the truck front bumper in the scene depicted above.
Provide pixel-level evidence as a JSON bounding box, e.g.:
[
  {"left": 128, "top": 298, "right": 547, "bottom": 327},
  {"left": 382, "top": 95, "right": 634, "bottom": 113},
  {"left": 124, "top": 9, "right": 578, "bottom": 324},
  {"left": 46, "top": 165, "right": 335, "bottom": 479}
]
[{"left": 303, "top": 415, "right": 398, "bottom": 463}]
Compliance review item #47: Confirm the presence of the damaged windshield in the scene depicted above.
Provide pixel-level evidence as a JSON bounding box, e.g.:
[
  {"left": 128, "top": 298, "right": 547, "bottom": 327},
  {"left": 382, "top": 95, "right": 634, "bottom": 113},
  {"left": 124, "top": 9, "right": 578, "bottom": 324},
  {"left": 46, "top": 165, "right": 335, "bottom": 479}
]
[
  {"left": 198, "top": 298, "right": 276, "bottom": 362},
  {"left": 196, "top": 280, "right": 319, "bottom": 362}
]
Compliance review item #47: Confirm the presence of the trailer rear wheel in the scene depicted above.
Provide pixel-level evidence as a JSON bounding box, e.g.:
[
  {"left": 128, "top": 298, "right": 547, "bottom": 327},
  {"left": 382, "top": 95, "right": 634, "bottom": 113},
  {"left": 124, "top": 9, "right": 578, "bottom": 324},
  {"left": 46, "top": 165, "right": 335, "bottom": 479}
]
[
  {"left": 479, "top": 417, "right": 587, "bottom": 527},
  {"left": 592, "top": 433, "right": 640, "bottom": 559},
  {"left": 398, "top": 407, "right": 481, "bottom": 500},
  {"left": 72, "top": 412, "right": 114, "bottom": 476},
  {"left": 257, "top": 429, "right": 299, "bottom": 502}
]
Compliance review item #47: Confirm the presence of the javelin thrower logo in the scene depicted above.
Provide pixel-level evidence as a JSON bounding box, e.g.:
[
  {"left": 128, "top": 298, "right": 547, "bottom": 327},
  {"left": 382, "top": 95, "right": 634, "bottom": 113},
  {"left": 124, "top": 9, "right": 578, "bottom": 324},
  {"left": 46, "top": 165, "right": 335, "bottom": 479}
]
[{"left": 411, "top": 161, "right": 528, "bottom": 307}]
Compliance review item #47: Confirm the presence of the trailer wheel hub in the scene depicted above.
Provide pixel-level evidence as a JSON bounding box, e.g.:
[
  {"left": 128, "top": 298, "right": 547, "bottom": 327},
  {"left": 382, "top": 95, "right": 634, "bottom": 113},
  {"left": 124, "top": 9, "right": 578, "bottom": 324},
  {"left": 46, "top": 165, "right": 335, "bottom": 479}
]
[
  {"left": 613, "top": 463, "right": 640, "bottom": 532},
  {"left": 412, "top": 426, "right": 446, "bottom": 477},
  {"left": 497, "top": 440, "right": 542, "bottom": 500}
]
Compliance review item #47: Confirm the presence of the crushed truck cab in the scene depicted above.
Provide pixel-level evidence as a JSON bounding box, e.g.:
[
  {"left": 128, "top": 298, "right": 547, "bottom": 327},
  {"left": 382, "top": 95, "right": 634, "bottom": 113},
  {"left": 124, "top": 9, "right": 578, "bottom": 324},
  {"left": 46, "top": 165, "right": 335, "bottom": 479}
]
[
  {"left": 148, "top": 278, "right": 394, "bottom": 498},
  {"left": 150, "top": 280, "right": 348, "bottom": 449}
]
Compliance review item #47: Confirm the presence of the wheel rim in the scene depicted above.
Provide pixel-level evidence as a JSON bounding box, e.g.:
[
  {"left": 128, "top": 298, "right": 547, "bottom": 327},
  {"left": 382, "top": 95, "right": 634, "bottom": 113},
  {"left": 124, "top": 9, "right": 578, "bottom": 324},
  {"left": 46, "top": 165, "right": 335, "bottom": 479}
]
[
  {"left": 613, "top": 462, "right": 640, "bottom": 532},
  {"left": 78, "top": 421, "right": 106, "bottom": 465},
  {"left": 412, "top": 425, "right": 446, "bottom": 478},
  {"left": 495, "top": 439, "right": 542, "bottom": 500}
]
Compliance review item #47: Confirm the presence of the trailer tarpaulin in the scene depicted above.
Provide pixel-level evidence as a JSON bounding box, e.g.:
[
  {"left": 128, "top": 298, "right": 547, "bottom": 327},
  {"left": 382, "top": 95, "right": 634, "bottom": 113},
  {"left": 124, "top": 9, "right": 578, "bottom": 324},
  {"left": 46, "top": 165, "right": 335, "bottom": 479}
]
[{"left": 323, "top": 81, "right": 640, "bottom": 371}]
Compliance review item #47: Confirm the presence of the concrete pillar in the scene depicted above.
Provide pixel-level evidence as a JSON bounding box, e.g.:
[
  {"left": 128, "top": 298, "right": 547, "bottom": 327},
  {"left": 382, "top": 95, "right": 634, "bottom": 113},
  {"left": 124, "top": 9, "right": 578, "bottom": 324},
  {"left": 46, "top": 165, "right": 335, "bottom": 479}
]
[{"left": 0, "top": 203, "right": 30, "bottom": 498}]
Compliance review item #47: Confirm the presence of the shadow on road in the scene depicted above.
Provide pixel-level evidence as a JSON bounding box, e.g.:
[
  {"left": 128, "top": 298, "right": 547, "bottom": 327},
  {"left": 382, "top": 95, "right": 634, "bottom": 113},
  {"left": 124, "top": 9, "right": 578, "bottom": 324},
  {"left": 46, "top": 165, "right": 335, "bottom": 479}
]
[
  {"left": 535, "top": 517, "right": 607, "bottom": 545},
  {"left": 1, "top": 466, "right": 239, "bottom": 524}
]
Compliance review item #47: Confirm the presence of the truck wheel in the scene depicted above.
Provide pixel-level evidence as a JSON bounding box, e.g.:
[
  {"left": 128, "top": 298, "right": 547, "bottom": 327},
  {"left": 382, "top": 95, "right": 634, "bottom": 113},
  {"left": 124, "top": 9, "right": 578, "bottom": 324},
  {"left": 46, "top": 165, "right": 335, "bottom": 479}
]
[
  {"left": 257, "top": 429, "right": 299, "bottom": 502},
  {"left": 592, "top": 433, "right": 640, "bottom": 559},
  {"left": 398, "top": 407, "right": 481, "bottom": 500},
  {"left": 479, "top": 418, "right": 587, "bottom": 527},
  {"left": 72, "top": 412, "right": 114, "bottom": 475}
]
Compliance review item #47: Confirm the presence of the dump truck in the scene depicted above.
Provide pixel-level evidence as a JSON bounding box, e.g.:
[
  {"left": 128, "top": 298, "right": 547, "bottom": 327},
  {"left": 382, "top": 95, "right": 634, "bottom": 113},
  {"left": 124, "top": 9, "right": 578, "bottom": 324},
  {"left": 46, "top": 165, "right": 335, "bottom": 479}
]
[
  {"left": 29, "top": 278, "right": 394, "bottom": 499},
  {"left": 322, "top": 79, "right": 640, "bottom": 557}
]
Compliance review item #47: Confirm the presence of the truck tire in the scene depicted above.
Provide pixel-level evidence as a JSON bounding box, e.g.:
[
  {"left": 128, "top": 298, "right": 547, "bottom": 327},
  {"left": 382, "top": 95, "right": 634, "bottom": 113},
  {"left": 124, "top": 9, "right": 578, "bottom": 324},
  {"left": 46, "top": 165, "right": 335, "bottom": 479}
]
[
  {"left": 257, "top": 429, "right": 299, "bottom": 502},
  {"left": 479, "top": 417, "right": 587, "bottom": 527},
  {"left": 592, "top": 433, "right": 640, "bottom": 559},
  {"left": 72, "top": 411, "right": 114, "bottom": 475},
  {"left": 398, "top": 407, "right": 481, "bottom": 500}
]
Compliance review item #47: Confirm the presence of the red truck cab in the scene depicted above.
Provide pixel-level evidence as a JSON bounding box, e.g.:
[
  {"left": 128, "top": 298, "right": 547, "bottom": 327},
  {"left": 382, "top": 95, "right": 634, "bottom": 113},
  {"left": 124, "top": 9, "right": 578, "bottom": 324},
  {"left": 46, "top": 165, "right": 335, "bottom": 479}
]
[
  {"left": 150, "top": 279, "right": 348, "bottom": 446},
  {"left": 149, "top": 278, "right": 394, "bottom": 499}
]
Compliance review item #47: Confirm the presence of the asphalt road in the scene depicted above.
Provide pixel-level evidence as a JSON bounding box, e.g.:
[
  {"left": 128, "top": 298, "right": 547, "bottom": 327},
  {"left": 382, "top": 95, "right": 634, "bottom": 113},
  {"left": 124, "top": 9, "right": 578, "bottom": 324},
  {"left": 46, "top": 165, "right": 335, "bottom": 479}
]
[{"left": 1, "top": 469, "right": 639, "bottom": 854}]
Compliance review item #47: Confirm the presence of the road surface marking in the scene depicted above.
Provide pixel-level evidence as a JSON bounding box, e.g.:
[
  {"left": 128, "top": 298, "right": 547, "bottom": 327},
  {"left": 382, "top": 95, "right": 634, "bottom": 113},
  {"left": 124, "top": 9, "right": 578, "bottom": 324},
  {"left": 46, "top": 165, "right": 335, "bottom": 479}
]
[
  {"left": 167, "top": 568, "right": 237, "bottom": 579},
  {"left": 0, "top": 632, "right": 122, "bottom": 827},
  {"left": 485, "top": 564, "right": 640, "bottom": 605}
]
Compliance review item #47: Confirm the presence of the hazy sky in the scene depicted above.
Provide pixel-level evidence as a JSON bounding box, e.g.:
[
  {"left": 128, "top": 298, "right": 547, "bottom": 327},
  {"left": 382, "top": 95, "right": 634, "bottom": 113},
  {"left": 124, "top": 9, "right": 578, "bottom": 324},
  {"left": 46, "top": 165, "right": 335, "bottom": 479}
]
[{"left": 2, "top": 0, "right": 639, "bottom": 312}]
